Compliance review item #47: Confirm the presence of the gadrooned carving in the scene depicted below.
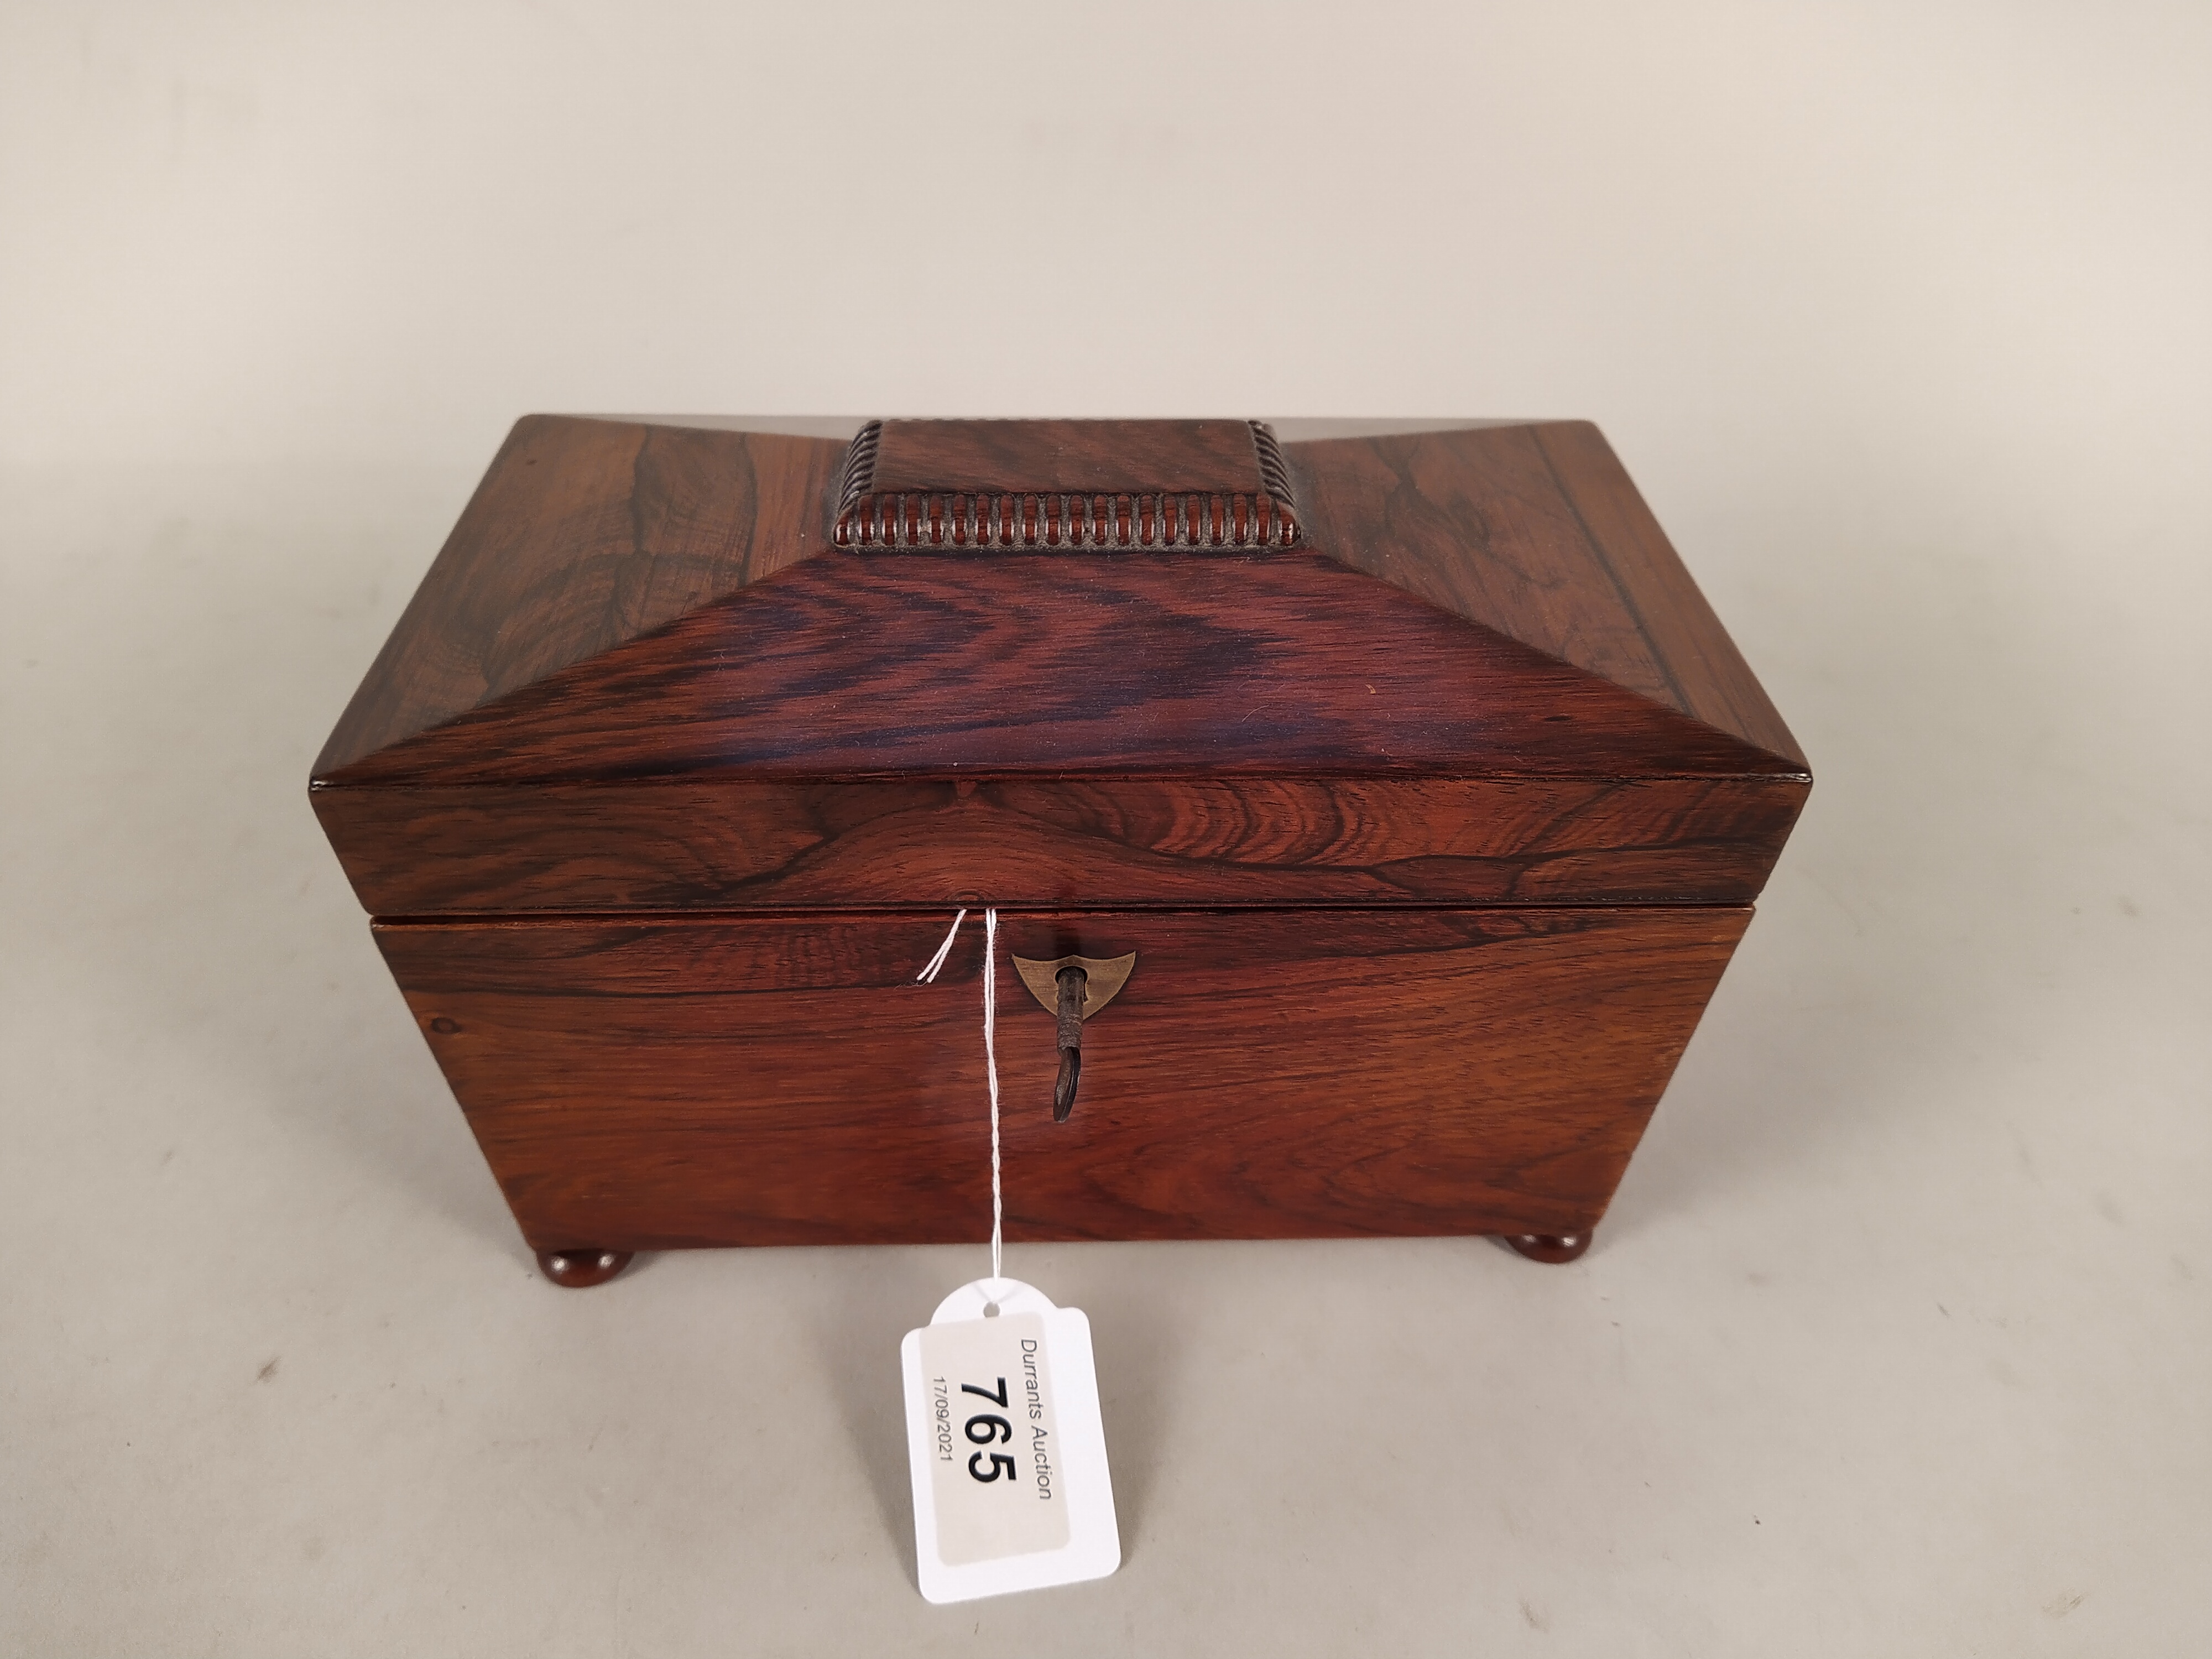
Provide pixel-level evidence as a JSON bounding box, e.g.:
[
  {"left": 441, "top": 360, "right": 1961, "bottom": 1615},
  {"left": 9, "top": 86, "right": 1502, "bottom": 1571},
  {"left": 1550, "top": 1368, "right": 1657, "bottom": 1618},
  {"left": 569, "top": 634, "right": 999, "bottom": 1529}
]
[{"left": 833, "top": 420, "right": 1302, "bottom": 550}]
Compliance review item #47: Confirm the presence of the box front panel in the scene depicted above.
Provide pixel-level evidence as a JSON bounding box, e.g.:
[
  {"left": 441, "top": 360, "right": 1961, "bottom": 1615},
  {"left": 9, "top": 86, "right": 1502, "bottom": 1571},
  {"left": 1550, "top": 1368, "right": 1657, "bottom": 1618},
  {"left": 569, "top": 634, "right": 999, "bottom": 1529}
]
[{"left": 374, "top": 907, "right": 1750, "bottom": 1251}]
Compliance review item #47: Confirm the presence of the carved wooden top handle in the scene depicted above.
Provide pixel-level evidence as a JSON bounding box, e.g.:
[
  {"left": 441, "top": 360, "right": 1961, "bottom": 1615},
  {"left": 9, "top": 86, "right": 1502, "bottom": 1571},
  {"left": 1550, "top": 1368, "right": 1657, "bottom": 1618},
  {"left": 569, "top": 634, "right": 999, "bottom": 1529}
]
[{"left": 833, "top": 419, "right": 1301, "bottom": 550}]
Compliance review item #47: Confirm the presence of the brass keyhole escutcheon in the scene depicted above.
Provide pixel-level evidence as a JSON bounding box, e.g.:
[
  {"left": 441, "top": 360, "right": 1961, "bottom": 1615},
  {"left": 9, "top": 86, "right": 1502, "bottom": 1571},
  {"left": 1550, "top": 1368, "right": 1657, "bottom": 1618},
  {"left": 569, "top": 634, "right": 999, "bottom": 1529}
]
[
  {"left": 1010, "top": 953, "right": 1137, "bottom": 1019},
  {"left": 1010, "top": 953, "right": 1136, "bottom": 1122}
]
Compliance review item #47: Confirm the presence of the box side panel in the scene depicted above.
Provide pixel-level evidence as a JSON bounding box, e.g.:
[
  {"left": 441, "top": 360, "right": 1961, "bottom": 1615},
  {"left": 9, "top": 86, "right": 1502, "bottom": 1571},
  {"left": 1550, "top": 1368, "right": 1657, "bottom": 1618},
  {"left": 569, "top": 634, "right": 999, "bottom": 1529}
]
[{"left": 373, "top": 907, "right": 1750, "bottom": 1251}]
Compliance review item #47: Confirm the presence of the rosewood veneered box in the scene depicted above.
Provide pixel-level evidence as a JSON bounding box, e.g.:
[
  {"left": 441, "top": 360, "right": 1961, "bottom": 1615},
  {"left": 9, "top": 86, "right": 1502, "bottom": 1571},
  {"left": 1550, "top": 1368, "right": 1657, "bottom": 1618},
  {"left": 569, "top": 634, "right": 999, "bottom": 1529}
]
[{"left": 311, "top": 417, "right": 1809, "bottom": 1285}]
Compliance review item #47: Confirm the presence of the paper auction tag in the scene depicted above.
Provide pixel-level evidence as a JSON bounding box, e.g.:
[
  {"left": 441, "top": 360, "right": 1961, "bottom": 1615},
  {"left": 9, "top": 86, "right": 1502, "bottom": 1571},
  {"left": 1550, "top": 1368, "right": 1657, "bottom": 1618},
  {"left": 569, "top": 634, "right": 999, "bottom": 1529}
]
[{"left": 901, "top": 1277, "right": 1120, "bottom": 1603}]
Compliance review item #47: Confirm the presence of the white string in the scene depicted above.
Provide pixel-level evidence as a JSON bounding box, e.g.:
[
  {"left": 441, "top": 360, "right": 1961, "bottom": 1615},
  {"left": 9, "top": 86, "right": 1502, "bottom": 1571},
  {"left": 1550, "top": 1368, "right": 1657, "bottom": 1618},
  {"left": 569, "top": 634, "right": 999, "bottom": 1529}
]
[
  {"left": 983, "top": 907, "right": 1002, "bottom": 1283},
  {"left": 916, "top": 905, "right": 1005, "bottom": 1285},
  {"left": 916, "top": 909, "right": 966, "bottom": 983}
]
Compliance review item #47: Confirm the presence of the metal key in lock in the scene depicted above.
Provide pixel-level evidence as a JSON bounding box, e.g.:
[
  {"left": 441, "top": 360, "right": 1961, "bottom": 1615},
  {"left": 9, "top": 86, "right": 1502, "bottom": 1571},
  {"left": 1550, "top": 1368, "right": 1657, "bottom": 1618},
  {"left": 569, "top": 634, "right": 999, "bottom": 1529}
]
[{"left": 1010, "top": 953, "right": 1137, "bottom": 1121}]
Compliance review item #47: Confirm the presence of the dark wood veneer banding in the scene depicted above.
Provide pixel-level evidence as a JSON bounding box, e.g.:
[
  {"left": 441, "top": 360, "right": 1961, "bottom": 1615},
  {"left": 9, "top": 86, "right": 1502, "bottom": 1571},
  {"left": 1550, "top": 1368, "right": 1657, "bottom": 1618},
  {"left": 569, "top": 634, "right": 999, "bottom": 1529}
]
[{"left": 313, "top": 774, "right": 1806, "bottom": 915}]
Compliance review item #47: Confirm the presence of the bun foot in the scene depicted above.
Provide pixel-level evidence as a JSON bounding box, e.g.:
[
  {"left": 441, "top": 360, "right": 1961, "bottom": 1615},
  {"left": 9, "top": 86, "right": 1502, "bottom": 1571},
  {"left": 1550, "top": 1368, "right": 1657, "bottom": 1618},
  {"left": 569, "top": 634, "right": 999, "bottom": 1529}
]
[
  {"left": 1502, "top": 1231, "right": 1592, "bottom": 1265},
  {"left": 536, "top": 1248, "right": 634, "bottom": 1288}
]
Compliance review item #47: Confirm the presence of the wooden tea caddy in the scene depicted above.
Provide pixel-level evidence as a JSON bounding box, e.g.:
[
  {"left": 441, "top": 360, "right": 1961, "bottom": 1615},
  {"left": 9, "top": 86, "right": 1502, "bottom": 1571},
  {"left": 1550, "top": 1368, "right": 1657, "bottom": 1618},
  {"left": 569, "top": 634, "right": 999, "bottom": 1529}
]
[{"left": 311, "top": 417, "right": 1809, "bottom": 1287}]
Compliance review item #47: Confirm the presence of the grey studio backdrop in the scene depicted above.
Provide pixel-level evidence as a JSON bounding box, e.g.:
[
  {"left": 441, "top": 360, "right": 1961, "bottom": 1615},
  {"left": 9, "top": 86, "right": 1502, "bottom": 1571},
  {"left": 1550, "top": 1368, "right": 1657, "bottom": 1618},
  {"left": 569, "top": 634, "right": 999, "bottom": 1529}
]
[{"left": 2, "top": 3, "right": 2206, "bottom": 1654}]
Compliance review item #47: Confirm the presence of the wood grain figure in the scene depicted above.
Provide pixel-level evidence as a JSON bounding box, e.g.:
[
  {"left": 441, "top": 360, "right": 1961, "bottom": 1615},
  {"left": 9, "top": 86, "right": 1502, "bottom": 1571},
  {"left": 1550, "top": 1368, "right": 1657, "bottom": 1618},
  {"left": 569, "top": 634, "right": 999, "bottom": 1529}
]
[
  {"left": 310, "top": 416, "right": 1811, "bottom": 1281},
  {"left": 378, "top": 907, "right": 1749, "bottom": 1251}
]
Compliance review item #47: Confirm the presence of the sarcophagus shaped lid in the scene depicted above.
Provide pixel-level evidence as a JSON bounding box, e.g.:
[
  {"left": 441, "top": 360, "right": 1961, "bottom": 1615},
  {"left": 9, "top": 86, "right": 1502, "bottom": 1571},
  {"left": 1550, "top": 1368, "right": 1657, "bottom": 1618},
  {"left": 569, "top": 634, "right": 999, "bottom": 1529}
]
[{"left": 311, "top": 416, "right": 1808, "bottom": 914}]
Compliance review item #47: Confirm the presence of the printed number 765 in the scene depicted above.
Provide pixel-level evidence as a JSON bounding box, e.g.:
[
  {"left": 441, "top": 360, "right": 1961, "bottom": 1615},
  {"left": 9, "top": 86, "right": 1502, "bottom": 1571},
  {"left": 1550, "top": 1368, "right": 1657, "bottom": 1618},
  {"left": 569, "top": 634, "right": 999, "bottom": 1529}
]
[{"left": 961, "top": 1378, "right": 1015, "bottom": 1483}]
